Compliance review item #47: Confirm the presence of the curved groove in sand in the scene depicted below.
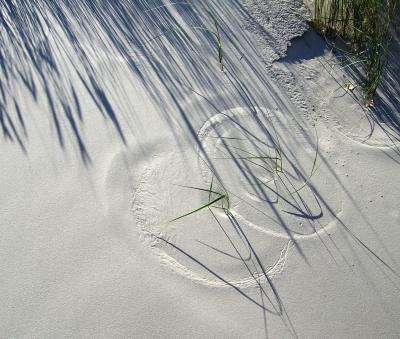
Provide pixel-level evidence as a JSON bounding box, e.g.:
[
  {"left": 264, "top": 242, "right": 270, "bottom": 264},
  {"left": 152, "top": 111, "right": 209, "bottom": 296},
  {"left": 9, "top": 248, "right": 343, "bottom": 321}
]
[
  {"left": 198, "top": 107, "right": 342, "bottom": 238},
  {"left": 131, "top": 150, "right": 293, "bottom": 288},
  {"left": 126, "top": 107, "right": 343, "bottom": 288}
]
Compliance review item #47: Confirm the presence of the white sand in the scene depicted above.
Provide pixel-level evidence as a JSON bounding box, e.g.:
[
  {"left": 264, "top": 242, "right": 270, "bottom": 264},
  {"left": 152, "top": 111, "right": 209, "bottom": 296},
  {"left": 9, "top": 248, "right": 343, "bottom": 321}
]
[{"left": 1, "top": 1, "right": 400, "bottom": 338}]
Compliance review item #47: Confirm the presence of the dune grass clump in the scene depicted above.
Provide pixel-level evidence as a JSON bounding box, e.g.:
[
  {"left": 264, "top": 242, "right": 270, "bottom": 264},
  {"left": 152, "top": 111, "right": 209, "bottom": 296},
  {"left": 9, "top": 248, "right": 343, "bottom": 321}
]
[
  {"left": 311, "top": 0, "right": 399, "bottom": 104},
  {"left": 145, "top": 2, "right": 224, "bottom": 71}
]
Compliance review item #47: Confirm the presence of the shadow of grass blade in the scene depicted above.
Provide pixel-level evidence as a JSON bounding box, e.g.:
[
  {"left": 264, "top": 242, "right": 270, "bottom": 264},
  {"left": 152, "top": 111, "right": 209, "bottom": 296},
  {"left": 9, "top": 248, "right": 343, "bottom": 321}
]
[{"left": 287, "top": 128, "right": 321, "bottom": 196}]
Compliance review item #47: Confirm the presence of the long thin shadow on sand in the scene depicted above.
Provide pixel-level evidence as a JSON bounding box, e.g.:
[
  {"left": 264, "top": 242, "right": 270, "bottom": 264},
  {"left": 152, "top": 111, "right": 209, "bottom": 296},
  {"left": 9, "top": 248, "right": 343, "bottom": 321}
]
[
  {"left": 153, "top": 187, "right": 400, "bottom": 338},
  {"left": 191, "top": 94, "right": 400, "bottom": 299},
  {"left": 152, "top": 208, "right": 299, "bottom": 339},
  {"left": 0, "top": 0, "right": 138, "bottom": 163},
  {"left": 3, "top": 0, "right": 399, "bottom": 300},
  {"left": 0, "top": 0, "right": 320, "bottom": 164},
  {"left": 0, "top": 0, "right": 241, "bottom": 161},
  {"left": 2, "top": 0, "right": 399, "bottom": 167},
  {"left": 0, "top": 0, "right": 183, "bottom": 161}
]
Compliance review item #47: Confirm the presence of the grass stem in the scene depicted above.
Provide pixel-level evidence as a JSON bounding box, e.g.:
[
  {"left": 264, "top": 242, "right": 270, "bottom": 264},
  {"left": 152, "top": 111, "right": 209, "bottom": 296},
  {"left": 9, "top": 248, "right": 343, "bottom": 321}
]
[
  {"left": 145, "top": 2, "right": 224, "bottom": 71},
  {"left": 310, "top": 0, "right": 399, "bottom": 103}
]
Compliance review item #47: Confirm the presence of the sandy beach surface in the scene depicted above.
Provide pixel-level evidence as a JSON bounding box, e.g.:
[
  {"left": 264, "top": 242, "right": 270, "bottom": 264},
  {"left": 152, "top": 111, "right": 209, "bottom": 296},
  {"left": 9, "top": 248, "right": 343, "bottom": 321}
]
[{"left": 1, "top": 1, "right": 400, "bottom": 338}]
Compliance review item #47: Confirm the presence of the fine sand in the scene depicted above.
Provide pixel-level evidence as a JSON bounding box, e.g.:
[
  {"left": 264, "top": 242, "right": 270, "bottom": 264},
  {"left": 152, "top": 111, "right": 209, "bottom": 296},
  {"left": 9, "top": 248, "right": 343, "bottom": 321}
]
[{"left": 1, "top": 1, "right": 400, "bottom": 338}]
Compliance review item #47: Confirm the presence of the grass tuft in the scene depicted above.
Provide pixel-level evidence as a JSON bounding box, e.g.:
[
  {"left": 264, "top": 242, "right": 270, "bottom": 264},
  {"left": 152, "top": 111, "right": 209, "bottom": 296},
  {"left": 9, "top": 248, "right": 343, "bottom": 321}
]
[
  {"left": 169, "top": 157, "right": 230, "bottom": 222},
  {"left": 309, "top": 0, "right": 399, "bottom": 104}
]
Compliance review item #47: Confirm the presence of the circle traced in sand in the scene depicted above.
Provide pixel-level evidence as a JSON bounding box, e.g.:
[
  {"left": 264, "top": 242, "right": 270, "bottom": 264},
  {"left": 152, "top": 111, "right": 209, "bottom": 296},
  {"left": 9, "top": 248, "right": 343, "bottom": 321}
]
[
  {"left": 131, "top": 107, "right": 343, "bottom": 289},
  {"left": 132, "top": 151, "right": 293, "bottom": 289},
  {"left": 330, "top": 101, "right": 400, "bottom": 148},
  {"left": 198, "top": 107, "right": 342, "bottom": 238}
]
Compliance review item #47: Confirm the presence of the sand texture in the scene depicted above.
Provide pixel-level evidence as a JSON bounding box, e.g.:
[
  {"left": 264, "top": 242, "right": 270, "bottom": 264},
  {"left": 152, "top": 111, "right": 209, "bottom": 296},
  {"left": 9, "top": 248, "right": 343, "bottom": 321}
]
[{"left": 1, "top": 1, "right": 400, "bottom": 338}]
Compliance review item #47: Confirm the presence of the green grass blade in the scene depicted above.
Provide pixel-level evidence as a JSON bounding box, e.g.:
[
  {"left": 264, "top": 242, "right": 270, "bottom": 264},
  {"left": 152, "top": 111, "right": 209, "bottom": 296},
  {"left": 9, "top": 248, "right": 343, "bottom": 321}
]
[
  {"left": 198, "top": 155, "right": 230, "bottom": 211},
  {"left": 144, "top": 2, "right": 224, "bottom": 71},
  {"left": 168, "top": 195, "right": 226, "bottom": 222}
]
